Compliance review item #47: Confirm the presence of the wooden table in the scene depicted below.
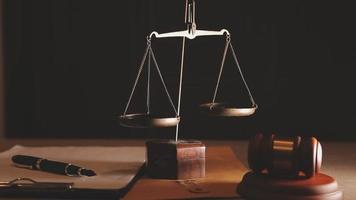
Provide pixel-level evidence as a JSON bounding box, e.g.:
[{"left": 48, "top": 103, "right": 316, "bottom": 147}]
[{"left": 1, "top": 139, "right": 355, "bottom": 200}]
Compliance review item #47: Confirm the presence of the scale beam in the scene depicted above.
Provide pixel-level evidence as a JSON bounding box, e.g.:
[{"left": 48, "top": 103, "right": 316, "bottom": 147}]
[
  {"left": 149, "top": 0, "right": 230, "bottom": 40},
  {"left": 149, "top": 29, "right": 230, "bottom": 40}
]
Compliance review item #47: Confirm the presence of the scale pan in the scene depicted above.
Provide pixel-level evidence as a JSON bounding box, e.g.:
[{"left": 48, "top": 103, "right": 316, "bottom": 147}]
[
  {"left": 200, "top": 103, "right": 257, "bottom": 117},
  {"left": 119, "top": 113, "right": 180, "bottom": 128}
]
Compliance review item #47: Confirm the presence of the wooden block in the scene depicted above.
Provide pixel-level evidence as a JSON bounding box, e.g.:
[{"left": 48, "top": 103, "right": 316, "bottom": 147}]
[
  {"left": 237, "top": 171, "right": 343, "bottom": 200},
  {"left": 146, "top": 140, "right": 205, "bottom": 179}
]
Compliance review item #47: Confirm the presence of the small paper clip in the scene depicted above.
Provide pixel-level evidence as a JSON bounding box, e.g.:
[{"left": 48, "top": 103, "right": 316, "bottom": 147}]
[{"left": 0, "top": 178, "right": 73, "bottom": 190}]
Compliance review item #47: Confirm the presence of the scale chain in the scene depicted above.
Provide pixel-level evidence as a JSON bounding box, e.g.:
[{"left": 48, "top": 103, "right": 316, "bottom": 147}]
[
  {"left": 175, "top": 37, "right": 186, "bottom": 141},
  {"left": 149, "top": 46, "right": 179, "bottom": 115},
  {"left": 211, "top": 35, "right": 230, "bottom": 108},
  {"left": 229, "top": 42, "right": 257, "bottom": 107},
  {"left": 123, "top": 43, "right": 151, "bottom": 115},
  {"left": 147, "top": 47, "right": 151, "bottom": 114},
  {"left": 211, "top": 36, "right": 257, "bottom": 108}
]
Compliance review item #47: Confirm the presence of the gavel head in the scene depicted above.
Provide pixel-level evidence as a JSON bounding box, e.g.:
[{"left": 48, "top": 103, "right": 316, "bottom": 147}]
[{"left": 248, "top": 133, "right": 322, "bottom": 178}]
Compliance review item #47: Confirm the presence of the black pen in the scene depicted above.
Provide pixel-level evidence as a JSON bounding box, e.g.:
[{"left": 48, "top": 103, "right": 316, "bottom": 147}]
[{"left": 11, "top": 155, "right": 97, "bottom": 177}]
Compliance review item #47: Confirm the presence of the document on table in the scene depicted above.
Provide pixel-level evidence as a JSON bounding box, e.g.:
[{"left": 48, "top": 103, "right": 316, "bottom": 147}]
[{"left": 0, "top": 145, "right": 146, "bottom": 190}]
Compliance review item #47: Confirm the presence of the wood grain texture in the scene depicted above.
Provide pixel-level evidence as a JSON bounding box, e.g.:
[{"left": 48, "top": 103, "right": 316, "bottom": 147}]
[
  {"left": 124, "top": 146, "right": 247, "bottom": 200},
  {"left": 146, "top": 140, "right": 205, "bottom": 179}
]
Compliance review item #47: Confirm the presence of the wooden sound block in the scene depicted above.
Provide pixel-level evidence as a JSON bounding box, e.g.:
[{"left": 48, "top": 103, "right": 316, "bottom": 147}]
[
  {"left": 146, "top": 140, "right": 205, "bottom": 180},
  {"left": 237, "top": 171, "right": 343, "bottom": 200}
]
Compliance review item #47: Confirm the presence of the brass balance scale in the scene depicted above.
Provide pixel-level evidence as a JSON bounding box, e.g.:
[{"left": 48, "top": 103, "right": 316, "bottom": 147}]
[
  {"left": 117, "top": 2, "right": 344, "bottom": 200},
  {"left": 119, "top": 0, "right": 257, "bottom": 180}
]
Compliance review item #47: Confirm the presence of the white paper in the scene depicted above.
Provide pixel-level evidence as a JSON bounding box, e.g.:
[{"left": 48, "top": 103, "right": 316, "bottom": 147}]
[{"left": 0, "top": 145, "right": 146, "bottom": 190}]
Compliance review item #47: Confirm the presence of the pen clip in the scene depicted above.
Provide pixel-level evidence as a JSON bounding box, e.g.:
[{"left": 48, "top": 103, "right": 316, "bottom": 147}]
[
  {"left": 0, "top": 178, "right": 74, "bottom": 190},
  {"left": 12, "top": 163, "right": 34, "bottom": 170}
]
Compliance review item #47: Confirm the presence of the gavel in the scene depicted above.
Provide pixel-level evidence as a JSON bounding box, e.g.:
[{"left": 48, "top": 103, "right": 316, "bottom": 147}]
[{"left": 248, "top": 133, "right": 322, "bottom": 178}]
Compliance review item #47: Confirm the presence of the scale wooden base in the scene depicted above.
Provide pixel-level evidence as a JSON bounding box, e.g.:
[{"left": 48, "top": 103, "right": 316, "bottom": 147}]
[
  {"left": 237, "top": 171, "right": 343, "bottom": 200},
  {"left": 146, "top": 140, "right": 206, "bottom": 180}
]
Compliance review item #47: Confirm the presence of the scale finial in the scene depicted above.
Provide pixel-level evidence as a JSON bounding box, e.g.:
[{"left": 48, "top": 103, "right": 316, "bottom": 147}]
[{"left": 185, "top": 0, "right": 196, "bottom": 35}]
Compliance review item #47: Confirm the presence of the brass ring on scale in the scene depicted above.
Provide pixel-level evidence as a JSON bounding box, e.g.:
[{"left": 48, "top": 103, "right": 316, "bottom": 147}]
[
  {"left": 199, "top": 103, "right": 257, "bottom": 117},
  {"left": 119, "top": 113, "right": 180, "bottom": 128}
]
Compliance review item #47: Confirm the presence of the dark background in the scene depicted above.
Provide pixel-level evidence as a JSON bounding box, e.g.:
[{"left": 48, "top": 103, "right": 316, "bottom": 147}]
[{"left": 3, "top": 0, "right": 356, "bottom": 139}]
